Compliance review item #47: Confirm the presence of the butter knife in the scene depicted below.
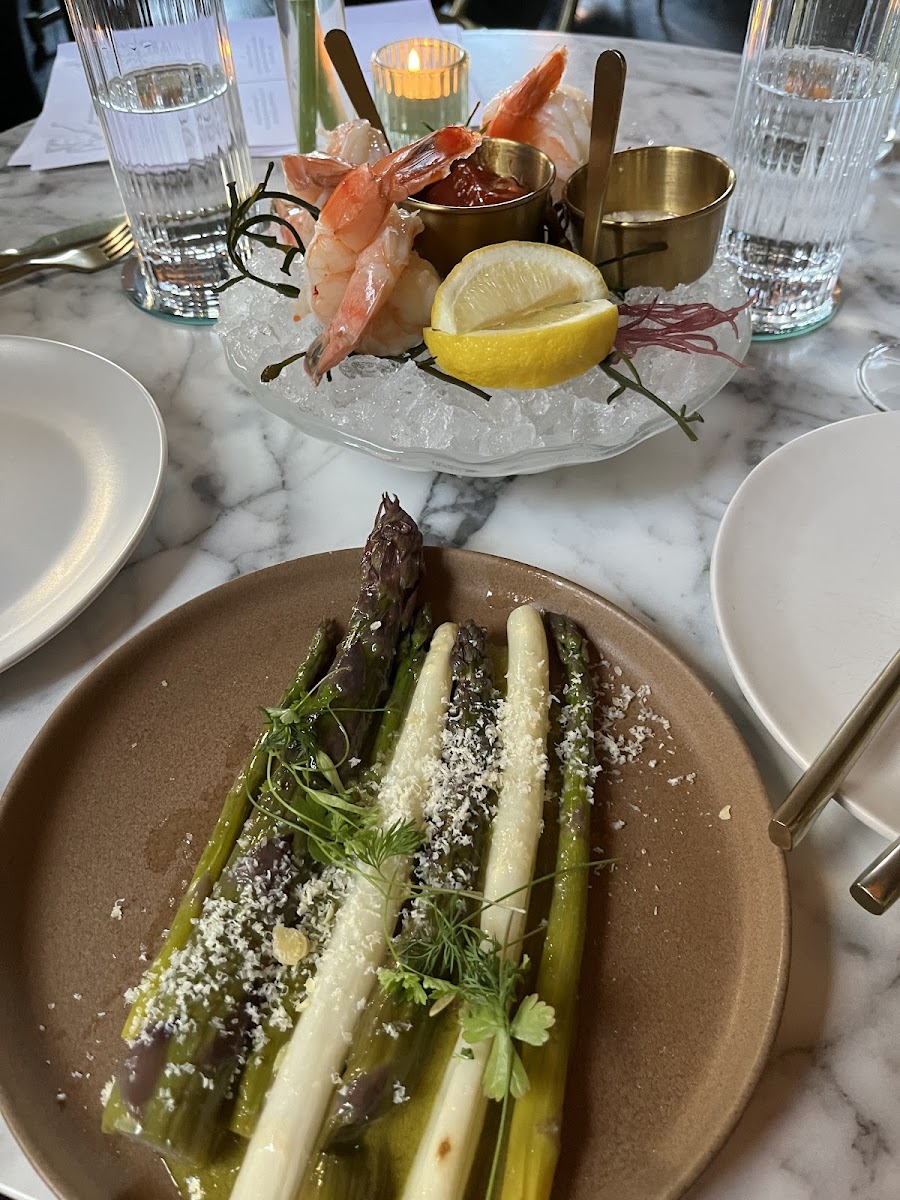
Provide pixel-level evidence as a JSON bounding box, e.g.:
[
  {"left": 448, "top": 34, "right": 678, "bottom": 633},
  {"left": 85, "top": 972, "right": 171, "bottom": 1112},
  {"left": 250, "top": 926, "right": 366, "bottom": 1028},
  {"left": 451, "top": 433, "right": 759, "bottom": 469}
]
[
  {"left": 851, "top": 835, "right": 900, "bottom": 915},
  {"left": 0, "top": 215, "right": 127, "bottom": 267}
]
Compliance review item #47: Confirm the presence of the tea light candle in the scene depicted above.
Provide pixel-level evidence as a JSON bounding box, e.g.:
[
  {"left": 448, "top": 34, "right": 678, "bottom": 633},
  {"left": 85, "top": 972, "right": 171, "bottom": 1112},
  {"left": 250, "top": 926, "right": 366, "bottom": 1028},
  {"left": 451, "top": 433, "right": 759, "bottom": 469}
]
[{"left": 372, "top": 38, "right": 469, "bottom": 148}]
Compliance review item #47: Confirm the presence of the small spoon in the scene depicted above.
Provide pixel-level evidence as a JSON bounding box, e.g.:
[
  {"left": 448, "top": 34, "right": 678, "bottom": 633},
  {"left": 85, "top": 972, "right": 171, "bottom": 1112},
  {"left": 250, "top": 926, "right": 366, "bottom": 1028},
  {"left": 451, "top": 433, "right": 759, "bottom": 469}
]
[
  {"left": 324, "top": 29, "right": 390, "bottom": 146},
  {"left": 581, "top": 50, "right": 627, "bottom": 266}
]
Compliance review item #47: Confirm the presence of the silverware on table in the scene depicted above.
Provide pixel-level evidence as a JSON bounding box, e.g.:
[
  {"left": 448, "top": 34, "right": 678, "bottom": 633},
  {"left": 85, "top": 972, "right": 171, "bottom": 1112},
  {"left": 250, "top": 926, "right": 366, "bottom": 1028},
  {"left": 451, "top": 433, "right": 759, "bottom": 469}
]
[
  {"left": 851, "top": 836, "right": 900, "bottom": 915},
  {"left": 768, "top": 645, "right": 900, "bottom": 851},
  {"left": 0, "top": 221, "right": 134, "bottom": 286},
  {"left": 0, "top": 215, "right": 128, "bottom": 268},
  {"left": 581, "top": 49, "right": 626, "bottom": 266}
]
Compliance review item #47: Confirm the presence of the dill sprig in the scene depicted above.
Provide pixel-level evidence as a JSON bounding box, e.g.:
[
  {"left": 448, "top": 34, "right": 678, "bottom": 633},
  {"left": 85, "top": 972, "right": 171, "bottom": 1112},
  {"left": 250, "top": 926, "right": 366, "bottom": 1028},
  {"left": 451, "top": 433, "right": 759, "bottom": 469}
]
[{"left": 248, "top": 692, "right": 421, "bottom": 872}]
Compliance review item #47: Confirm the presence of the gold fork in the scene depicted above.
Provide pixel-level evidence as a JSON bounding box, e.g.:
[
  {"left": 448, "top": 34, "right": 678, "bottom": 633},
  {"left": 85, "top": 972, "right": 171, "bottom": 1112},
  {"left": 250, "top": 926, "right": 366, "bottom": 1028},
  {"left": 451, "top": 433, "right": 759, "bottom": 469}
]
[{"left": 0, "top": 222, "right": 135, "bottom": 286}]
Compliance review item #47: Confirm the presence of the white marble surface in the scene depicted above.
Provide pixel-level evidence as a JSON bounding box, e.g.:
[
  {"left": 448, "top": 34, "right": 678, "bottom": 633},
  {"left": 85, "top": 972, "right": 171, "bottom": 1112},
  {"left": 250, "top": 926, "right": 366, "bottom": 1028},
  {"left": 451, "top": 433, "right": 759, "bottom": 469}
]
[{"left": 1, "top": 26, "right": 899, "bottom": 1200}]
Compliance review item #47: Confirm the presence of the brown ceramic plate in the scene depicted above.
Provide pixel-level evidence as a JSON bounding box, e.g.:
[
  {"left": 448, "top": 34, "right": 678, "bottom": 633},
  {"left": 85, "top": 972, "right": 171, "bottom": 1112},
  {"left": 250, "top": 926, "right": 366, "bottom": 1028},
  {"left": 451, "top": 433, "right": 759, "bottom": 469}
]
[{"left": 0, "top": 549, "right": 789, "bottom": 1200}]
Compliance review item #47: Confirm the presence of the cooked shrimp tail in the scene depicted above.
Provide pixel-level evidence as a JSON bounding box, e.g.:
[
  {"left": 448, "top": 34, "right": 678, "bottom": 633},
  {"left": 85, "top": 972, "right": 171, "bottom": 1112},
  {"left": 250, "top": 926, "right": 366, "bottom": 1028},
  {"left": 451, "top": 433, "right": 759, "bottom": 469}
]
[
  {"left": 282, "top": 152, "right": 355, "bottom": 200},
  {"left": 304, "top": 207, "right": 426, "bottom": 383},
  {"left": 483, "top": 47, "right": 567, "bottom": 140},
  {"left": 483, "top": 46, "right": 588, "bottom": 195},
  {"left": 374, "top": 126, "right": 482, "bottom": 200}
]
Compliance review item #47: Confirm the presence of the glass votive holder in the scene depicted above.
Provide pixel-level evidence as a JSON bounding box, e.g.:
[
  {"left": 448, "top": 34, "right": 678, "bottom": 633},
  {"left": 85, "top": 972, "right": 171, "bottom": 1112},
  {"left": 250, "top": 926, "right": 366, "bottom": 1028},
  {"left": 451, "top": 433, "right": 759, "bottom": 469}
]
[{"left": 371, "top": 39, "right": 469, "bottom": 148}]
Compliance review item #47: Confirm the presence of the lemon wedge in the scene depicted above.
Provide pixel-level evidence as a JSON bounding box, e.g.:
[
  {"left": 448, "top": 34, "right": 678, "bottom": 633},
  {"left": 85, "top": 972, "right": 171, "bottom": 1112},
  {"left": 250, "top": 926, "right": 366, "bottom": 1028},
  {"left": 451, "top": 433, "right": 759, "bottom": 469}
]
[
  {"left": 424, "top": 243, "right": 618, "bottom": 390},
  {"left": 430, "top": 242, "right": 610, "bottom": 335},
  {"left": 425, "top": 299, "right": 619, "bottom": 390}
]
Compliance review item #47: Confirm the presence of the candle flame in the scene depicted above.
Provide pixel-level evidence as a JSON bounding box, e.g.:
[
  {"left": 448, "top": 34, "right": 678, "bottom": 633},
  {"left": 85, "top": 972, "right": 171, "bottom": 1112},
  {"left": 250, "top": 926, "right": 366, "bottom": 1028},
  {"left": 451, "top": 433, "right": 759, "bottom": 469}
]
[{"left": 408, "top": 47, "right": 421, "bottom": 71}]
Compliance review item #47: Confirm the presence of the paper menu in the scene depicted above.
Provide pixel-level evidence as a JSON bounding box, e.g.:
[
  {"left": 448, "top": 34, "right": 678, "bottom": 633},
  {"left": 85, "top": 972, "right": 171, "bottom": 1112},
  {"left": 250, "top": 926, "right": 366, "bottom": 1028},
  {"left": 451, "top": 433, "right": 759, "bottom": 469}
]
[
  {"left": 7, "top": 48, "right": 105, "bottom": 170},
  {"left": 8, "top": 22, "right": 296, "bottom": 171},
  {"left": 9, "top": 2, "right": 459, "bottom": 172}
]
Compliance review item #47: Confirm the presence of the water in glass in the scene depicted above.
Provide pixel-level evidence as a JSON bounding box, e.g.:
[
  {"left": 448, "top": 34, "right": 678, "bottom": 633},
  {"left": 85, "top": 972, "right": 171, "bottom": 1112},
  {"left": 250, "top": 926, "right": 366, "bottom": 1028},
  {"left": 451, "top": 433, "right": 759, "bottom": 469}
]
[
  {"left": 66, "top": 0, "right": 253, "bottom": 322},
  {"left": 95, "top": 60, "right": 251, "bottom": 317},
  {"left": 723, "top": 0, "right": 900, "bottom": 338},
  {"left": 725, "top": 47, "right": 894, "bottom": 335}
]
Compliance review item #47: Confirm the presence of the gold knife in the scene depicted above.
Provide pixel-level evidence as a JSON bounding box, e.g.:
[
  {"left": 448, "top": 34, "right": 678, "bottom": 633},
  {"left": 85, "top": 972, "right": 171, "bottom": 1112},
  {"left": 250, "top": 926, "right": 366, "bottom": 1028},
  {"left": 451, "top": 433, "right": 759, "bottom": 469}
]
[{"left": 769, "top": 644, "right": 900, "bottom": 850}]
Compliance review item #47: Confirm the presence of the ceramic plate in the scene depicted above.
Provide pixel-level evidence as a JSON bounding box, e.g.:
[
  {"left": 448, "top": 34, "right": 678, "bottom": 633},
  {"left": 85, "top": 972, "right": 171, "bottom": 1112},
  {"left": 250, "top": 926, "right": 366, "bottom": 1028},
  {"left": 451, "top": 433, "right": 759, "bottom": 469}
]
[
  {"left": 0, "top": 336, "right": 167, "bottom": 673},
  {"left": 0, "top": 549, "right": 788, "bottom": 1200},
  {"left": 712, "top": 411, "right": 900, "bottom": 839}
]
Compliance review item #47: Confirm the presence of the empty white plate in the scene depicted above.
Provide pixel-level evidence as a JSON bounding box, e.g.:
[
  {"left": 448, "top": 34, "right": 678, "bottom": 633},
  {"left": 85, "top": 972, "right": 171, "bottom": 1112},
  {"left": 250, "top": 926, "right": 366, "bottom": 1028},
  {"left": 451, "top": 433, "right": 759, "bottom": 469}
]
[
  {"left": 711, "top": 411, "right": 900, "bottom": 840},
  {"left": 0, "top": 336, "right": 166, "bottom": 673}
]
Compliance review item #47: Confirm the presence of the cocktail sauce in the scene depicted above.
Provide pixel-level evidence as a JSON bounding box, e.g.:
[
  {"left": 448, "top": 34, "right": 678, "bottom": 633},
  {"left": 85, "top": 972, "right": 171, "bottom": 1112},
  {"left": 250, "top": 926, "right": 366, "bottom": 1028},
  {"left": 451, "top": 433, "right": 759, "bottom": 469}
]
[{"left": 417, "top": 159, "right": 529, "bottom": 207}]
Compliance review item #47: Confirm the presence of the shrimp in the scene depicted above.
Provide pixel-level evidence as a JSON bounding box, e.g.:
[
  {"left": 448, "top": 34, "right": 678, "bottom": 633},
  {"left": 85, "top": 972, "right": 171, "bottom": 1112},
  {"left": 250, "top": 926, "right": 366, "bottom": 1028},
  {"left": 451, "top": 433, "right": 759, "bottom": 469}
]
[
  {"left": 484, "top": 47, "right": 590, "bottom": 197},
  {"left": 277, "top": 120, "right": 390, "bottom": 248},
  {"left": 359, "top": 251, "right": 440, "bottom": 357},
  {"left": 302, "top": 126, "right": 481, "bottom": 381},
  {"left": 305, "top": 205, "right": 430, "bottom": 380},
  {"left": 323, "top": 117, "right": 391, "bottom": 165}
]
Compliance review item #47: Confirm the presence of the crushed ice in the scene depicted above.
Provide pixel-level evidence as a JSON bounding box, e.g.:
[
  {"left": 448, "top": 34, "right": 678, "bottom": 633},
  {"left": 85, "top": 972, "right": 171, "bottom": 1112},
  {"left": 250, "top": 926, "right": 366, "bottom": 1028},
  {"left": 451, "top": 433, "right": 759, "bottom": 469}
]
[{"left": 217, "top": 249, "right": 750, "bottom": 472}]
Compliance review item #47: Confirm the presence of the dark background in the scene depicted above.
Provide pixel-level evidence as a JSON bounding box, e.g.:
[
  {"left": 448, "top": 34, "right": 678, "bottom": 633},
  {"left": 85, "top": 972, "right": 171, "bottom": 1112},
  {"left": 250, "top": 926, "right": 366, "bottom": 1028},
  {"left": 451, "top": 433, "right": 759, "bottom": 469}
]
[{"left": 5, "top": 0, "right": 752, "bottom": 131}]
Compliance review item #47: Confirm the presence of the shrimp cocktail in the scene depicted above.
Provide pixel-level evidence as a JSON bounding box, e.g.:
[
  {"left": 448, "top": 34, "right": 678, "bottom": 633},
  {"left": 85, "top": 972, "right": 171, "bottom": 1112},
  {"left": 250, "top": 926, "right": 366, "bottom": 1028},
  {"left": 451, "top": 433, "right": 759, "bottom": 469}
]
[
  {"left": 219, "top": 47, "right": 750, "bottom": 444},
  {"left": 223, "top": 48, "right": 618, "bottom": 393}
]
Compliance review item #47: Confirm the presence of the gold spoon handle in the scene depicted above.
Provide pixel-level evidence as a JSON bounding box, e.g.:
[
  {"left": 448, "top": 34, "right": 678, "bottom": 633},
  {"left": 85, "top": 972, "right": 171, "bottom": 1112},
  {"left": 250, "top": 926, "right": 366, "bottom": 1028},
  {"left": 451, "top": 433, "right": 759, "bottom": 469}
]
[
  {"left": 851, "top": 835, "right": 900, "bottom": 915},
  {"left": 769, "top": 644, "right": 900, "bottom": 850},
  {"left": 582, "top": 50, "right": 626, "bottom": 265},
  {"left": 324, "top": 29, "right": 390, "bottom": 145}
]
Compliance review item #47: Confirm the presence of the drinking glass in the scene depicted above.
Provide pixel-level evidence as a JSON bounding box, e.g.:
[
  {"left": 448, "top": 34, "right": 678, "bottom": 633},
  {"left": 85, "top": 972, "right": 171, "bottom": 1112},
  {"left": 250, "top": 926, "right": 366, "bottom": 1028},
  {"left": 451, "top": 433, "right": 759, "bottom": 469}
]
[
  {"left": 723, "top": 0, "right": 900, "bottom": 339},
  {"left": 858, "top": 339, "right": 900, "bottom": 410},
  {"left": 874, "top": 85, "right": 899, "bottom": 159},
  {"left": 275, "top": 0, "right": 350, "bottom": 152},
  {"left": 64, "top": 0, "right": 254, "bottom": 323}
]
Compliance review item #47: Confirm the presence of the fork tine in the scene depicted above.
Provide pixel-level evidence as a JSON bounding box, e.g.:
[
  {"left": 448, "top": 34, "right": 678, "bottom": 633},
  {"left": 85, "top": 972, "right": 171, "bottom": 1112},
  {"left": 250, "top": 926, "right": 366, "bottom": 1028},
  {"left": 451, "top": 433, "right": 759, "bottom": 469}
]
[
  {"left": 106, "top": 238, "right": 134, "bottom": 263},
  {"left": 99, "top": 225, "right": 133, "bottom": 254},
  {"left": 99, "top": 221, "right": 130, "bottom": 246}
]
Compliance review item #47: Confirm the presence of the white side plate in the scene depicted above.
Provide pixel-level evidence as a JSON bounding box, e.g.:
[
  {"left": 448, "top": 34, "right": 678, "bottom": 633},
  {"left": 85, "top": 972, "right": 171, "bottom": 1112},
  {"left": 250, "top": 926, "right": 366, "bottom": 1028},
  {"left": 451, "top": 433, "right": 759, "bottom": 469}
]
[
  {"left": 0, "top": 336, "right": 166, "bottom": 673},
  {"left": 711, "top": 410, "right": 900, "bottom": 839}
]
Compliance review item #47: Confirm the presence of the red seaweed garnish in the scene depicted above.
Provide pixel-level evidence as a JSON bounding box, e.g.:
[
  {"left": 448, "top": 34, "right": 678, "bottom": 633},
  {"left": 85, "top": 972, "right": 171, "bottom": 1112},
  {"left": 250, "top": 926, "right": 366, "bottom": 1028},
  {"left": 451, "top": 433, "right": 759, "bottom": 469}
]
[{"left": 613, "top": 298, "right": 751, "bottom": 367}]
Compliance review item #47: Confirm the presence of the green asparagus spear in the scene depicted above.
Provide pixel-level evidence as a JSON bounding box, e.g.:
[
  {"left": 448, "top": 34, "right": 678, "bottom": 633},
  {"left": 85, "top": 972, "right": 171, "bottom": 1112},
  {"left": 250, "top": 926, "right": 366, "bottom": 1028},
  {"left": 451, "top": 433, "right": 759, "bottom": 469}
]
[
  {"left": 123, "top": 619, "right": 336, "bottom": 1042},
  {"left": 228, "top": 606, "right": 434, "bottom": 1139},
  {"left": 105, "top": 496, "right": 425, "bottom": 1165},
  {"left": 102, "top": 830, "right": 298, "bottom": 1162},
  {"left": 300, "top": 623, "right": 498, "bottom": 1197},
  {"left": 286, "top": 493, "right": 425, "bottom": 781},
  {"left": 498, "top": 613, "right": 595, "bottom": 1200}
]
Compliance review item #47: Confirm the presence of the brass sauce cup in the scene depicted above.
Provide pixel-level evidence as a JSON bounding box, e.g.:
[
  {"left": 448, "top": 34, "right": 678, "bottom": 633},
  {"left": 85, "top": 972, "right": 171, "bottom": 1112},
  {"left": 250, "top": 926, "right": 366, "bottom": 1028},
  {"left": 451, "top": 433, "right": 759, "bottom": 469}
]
[
  {"left": 564, "top": 145, "right": 735, "bottom": 290},
  {"left": 404, "top": 137, "right": 556, "bottom": 277}
]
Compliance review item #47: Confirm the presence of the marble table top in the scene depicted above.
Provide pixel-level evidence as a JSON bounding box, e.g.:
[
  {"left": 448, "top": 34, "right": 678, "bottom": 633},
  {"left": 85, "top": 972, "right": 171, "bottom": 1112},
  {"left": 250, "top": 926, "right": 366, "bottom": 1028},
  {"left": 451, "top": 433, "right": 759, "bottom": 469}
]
[{"left": 1, "top": 25, "right": 899, "bottom": 1200}]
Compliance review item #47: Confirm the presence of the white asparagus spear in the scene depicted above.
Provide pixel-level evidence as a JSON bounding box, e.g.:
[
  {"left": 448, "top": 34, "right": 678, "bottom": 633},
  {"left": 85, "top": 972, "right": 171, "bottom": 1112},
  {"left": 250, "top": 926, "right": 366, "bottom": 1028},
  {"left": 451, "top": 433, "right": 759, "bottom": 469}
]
[
  {"left": 229, "top": 621, "right": 457, "bottom": 1200},
  {"left": 400, "top": 605, "right": 550, "bottom": 1200}
]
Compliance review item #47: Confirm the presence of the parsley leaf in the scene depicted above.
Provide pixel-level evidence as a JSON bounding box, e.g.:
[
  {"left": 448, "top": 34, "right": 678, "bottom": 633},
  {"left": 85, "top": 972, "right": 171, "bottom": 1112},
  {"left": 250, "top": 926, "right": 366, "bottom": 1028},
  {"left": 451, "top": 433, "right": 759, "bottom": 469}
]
[{"left": 510, "top": 994, "right": 555, "bottom": 1047}]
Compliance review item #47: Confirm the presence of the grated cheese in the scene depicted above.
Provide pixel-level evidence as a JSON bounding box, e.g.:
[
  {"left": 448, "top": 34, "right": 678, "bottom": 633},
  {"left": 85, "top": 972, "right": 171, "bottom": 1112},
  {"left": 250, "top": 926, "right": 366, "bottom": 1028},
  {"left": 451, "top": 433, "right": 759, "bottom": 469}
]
[{"left": 406, "top": 644, "right": 500, "bottom": 928}]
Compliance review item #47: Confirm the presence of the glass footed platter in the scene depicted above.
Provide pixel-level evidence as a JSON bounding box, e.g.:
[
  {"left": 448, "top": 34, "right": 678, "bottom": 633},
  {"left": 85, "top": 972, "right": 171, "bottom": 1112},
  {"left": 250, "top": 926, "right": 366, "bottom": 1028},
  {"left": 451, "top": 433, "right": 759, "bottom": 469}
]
[{"left": 218, "top": 250, "right": 751, "bottom": 477}]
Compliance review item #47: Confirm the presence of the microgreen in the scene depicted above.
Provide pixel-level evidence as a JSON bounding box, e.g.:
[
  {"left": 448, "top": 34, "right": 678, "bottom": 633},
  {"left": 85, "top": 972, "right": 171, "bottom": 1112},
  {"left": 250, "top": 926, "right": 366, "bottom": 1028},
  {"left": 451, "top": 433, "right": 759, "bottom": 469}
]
[{"left": 247, "top": 692, "right": 421, "bottom": 873}]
